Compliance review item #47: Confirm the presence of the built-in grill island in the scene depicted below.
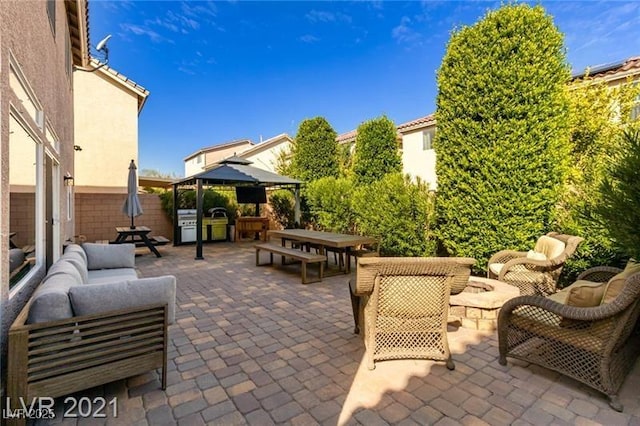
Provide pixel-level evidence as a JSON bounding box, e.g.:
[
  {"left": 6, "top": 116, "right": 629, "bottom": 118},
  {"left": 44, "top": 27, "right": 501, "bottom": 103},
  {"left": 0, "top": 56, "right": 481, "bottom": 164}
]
[{"left": 177, "top": 208, "right": 229, "bottom": 244}]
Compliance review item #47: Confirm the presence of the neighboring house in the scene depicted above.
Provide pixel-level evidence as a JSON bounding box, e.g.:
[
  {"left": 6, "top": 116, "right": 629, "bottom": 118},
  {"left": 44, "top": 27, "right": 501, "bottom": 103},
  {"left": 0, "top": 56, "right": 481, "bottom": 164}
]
[
  {"left": 1, "top": 0, "right": 89, "bottom": 383},
  {"left": 397, "top": 115, "right": 437, "bottom": 189},
  {"left": 336, "top": 115, "right": 438, "bottom": 189},
  {"left": 184, "top": 139, "right": 254, "bottom": 177},
  {"left": 237, "top": 133, "right": 293, "bottom": 173},
  {"left": 73, "top": 61, "right": 149, "bottom": 193}
]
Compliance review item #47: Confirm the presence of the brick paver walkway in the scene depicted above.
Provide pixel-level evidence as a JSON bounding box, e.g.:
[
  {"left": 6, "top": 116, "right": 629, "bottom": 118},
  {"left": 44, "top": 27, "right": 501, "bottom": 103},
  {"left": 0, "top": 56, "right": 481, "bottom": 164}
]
[{"left": 39, "top": 243, "right": 640, "bottom": 425}]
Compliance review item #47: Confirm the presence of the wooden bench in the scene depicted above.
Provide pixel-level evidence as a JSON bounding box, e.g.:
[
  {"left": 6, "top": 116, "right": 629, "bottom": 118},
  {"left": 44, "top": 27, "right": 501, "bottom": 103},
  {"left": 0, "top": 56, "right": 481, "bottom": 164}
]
[
  {"left": 152, "top": 236, "right": 170, "bottom": 246},
  {"left": 255, "top": 243, "right": 327, "bottom": 284}
]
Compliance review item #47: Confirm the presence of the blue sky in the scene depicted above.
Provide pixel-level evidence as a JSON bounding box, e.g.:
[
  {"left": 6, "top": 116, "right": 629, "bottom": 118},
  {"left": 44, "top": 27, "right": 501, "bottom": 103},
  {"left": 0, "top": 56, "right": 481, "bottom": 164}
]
[{"left": 88, "top": 1, "right": 640, "bottom": 177}]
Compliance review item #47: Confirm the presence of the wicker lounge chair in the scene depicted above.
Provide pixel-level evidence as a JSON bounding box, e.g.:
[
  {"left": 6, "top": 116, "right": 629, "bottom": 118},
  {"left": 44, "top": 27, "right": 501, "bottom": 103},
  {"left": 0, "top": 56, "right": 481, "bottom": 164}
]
[
  {"left": 487, "top": 232, "right": 584, "bottom": 296},
  {"left": 497, "top": 266, "right": 640, "bottom": 411},
  {"left": 350, "top": 257, "right": 475, "bottom": 370}
]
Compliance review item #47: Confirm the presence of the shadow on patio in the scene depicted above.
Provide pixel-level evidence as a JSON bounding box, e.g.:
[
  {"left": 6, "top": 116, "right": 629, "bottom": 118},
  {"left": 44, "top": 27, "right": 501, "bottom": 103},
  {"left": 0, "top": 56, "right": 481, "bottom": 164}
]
[{"left": 37, "top": 243, "right": 640, "bottom": 425}]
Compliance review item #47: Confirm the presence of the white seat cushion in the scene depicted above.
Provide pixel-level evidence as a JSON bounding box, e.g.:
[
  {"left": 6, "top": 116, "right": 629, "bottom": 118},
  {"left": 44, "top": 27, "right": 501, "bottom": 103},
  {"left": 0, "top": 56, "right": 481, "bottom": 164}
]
[{"left": 489, "top": 263, "right": 504, "bottom": 276}]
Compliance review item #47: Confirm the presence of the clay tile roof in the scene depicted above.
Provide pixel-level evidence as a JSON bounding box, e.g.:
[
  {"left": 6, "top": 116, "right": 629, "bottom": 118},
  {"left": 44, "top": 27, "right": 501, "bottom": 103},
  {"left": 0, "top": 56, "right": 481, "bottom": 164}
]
[
  {"left": 572, "top": 56, "right": 640, "bottom": 81},
  {"left": 397, "top": 114, "right": 436, "bottom": 133},
  {"left": 336, "top": 129, "right": 357, "bottom": 144}
]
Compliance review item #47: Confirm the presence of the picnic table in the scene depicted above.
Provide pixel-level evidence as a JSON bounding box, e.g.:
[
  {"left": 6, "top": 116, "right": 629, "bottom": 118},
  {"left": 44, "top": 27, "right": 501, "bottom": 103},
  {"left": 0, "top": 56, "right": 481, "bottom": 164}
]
[{"left": 266, "top": 229, "right": 377, "bottom": 274}]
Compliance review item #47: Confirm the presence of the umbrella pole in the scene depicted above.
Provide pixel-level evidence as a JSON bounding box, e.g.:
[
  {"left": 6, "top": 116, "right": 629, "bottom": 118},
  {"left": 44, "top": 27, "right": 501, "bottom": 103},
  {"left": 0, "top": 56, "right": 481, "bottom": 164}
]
[{"left": 131, "top": 215, "right": 135, "bottom": 229}]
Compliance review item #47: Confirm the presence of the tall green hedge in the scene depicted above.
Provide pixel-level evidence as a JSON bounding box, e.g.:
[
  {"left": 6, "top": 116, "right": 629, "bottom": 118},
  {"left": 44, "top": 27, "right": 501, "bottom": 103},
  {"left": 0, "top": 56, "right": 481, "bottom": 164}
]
[
  {"left": 290, "top": 117, "right": 339, "bottom": 182},
  {"left": 352, "top": 116, "right": 402, "bottom": 185},
  {"left": 597, "top": 128, "right": 640, "bottom": 261},
  {"left": 435, "top": 4, "right": 571, "bottom": 269},
  {"left": 554, "top": 78, "right": 640, "bottom": 281}
]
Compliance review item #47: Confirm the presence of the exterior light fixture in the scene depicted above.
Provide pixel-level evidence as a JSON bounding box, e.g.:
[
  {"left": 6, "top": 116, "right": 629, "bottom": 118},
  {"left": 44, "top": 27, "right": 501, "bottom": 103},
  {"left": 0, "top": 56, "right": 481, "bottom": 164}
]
[
  {"left": 73, "top": 145, "right": 82, "bottom": 151},
  {"left": 64, "top": 173, "right": 74, "bottom": 187}
]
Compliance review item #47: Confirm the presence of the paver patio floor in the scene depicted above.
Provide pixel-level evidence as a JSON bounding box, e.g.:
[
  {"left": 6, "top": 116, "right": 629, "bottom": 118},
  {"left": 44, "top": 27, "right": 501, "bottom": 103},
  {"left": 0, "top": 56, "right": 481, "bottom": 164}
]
[{"left": 39, "top": 243, "right": 640, "bottom": 425}]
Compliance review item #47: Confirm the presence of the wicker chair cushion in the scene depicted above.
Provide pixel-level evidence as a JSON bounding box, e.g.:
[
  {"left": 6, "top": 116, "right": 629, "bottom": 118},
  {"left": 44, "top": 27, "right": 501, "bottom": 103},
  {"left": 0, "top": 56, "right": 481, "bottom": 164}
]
[
  {"left": 548, "top": 280, "right": 606, "bottom": 307},
  {"left": 602, "top": 260, "right": 640, "bottom": 304},
  {"left": 534, "top": 236, "right": 565, "bottom": 260},
  {"left": 489, "top": 263, "right": 504, "bottom": 276},
  {"left": 526, "top": 250, "right": 547, "bottom": 261}
]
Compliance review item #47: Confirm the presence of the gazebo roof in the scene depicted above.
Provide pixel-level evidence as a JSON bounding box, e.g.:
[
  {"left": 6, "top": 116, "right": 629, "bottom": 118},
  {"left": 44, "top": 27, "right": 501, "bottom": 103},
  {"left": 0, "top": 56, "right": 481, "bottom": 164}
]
[{"left": 174, "top": 162, "right": 301, "bottom": 187}]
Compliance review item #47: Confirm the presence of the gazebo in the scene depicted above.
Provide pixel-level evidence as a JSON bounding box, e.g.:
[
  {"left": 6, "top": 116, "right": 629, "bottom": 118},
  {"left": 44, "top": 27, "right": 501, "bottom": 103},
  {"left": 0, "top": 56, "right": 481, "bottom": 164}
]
[{"left": 172, "top": 156, "right": 302, "bottom": 259}]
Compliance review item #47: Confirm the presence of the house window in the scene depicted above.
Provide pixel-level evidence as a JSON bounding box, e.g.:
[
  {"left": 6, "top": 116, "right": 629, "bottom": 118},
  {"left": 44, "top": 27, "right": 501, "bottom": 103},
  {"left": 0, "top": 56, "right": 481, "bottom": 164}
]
[
  {"left": 47, "top": 0, "right": 56, "bottom": 35},
  {"left": 196, "top": 154, "right": 203, "bottom": 164},
  {"left": 9, "top": 112, "right": 43, "bottom": 294},
  {"left": 632, "top": 94, "right": 640, "bottom": 121},
  {"left": 423, "top": 129, "right": 435, "bottom": 150}
]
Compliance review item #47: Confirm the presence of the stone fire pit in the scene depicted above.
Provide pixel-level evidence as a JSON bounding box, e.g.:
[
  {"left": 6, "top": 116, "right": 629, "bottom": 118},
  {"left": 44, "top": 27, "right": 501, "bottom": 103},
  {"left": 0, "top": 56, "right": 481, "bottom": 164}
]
[{"left": 449, "top": 277, "right": 519, "bottom": 330}]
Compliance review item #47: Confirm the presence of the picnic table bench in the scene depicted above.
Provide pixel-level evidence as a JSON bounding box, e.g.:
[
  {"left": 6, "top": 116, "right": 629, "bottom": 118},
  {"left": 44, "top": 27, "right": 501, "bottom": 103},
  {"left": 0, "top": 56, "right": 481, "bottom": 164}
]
[{"left": 255, "top": 243, "right": 326, "bottom": 284}]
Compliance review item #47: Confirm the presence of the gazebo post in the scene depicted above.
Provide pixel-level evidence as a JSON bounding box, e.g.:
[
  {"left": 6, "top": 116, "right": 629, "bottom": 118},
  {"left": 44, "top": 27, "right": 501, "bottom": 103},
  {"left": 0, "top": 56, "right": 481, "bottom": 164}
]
[
  {"left": 195, "top": 178, "right": 204, "bottom": 260},
  {"left": 294, "top": 184, "right": 301, "bottom": 228},
  {"left": 172, "top": 183, "right": 179, "bottom": 246}
]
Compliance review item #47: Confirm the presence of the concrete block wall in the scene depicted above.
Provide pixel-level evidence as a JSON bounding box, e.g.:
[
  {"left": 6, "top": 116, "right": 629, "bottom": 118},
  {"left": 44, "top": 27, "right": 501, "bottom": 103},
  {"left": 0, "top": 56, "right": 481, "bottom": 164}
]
[{"left": 75, "top": 193, "right": 172, "bottom": 243}]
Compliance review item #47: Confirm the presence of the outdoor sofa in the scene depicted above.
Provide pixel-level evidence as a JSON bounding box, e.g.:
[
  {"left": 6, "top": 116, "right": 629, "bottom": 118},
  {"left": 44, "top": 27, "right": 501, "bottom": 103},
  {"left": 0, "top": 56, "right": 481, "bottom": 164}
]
[{"left": 7, "top": 243, "right": 176, "bottom": 424}]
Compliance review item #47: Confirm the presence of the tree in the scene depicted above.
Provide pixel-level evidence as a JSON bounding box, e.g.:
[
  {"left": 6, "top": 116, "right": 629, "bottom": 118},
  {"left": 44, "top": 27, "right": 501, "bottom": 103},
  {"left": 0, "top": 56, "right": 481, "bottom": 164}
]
[
  {"left": 290, "top": 117, "right": 339, "bottom": 182},
  {"left": 596, "top": 128, "right": 640, "bottom": 260},
  {"left": 435, "top": 4, "right": 571, "bottom": 270},
  {"left": 352, "top": 116, "right": 401, "bottom": 185},
  {"left": 555, "top": 77, "right": 640, "bottom": 279}
]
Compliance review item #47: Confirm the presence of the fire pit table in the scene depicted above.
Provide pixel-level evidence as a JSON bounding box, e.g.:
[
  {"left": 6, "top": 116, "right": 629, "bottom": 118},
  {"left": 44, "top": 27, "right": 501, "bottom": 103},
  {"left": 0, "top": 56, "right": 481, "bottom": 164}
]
[{"left": 449, "top": 277, "right": 519, "bottom": 331}]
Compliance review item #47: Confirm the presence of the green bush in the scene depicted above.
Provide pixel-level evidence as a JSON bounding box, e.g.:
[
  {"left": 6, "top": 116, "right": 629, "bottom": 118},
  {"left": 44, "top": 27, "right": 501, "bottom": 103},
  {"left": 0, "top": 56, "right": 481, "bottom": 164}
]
[
  {"left": 435, "top": 4, "right": 571, "bottom": 270},
  {"left": 268, "top": 190, "right": 296, "bottom": 229},
  {"left": 160, "top": 189, "right": 238, "bottom": 221},
  {"left": 597, "top": 128, "right": 640, "bottom": 261},
  {"left": 290, "top": 117, "right": 339, "bottom": 182},
  {"left": 352, "top": 173, "right": 436, "bottom": 256},
  {"left": 305, "top": 177, "right": 356, "bottom": 234},
  {"left": 555, "top": 78, "right": 640, "bottom": 282},
  {"left": 352, "top": 116, "right": 401, "bottom": 185}
]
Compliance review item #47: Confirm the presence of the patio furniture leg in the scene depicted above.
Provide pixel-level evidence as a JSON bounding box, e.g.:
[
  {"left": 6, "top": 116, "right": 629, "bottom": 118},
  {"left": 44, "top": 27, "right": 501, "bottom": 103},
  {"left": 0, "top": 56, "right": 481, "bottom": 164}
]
[
  {"left": 349, "top": 280, "right": 360, "bottom": 334},
  {"left": 302, "top": 262, "right": 307, "bottom": 284}
]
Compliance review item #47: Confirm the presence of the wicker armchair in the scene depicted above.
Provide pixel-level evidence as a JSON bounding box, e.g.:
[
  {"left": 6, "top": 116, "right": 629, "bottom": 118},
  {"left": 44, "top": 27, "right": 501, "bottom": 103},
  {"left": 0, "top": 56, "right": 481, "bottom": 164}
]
[
  {"left": 488, "top": 232, "right": 584, "bottom": 296},
  {"left": 497, "top": 267, "right": 640, "bottom": 411},
  {"left": 350, "top": 257, "right": 475, "bottom": 370}
]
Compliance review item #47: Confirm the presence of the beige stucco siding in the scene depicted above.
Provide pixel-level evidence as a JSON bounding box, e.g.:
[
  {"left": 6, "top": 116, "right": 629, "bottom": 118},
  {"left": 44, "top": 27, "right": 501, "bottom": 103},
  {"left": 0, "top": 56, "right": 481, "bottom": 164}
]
[
  {"left": 401, "top": 128, "right": 437, "bottom": 190},
  {"left": 73, "top": 70, "right": 139, "bottom": 192},
  {"left": 243, "top": 140, "right": 292, "bottom": 173}
]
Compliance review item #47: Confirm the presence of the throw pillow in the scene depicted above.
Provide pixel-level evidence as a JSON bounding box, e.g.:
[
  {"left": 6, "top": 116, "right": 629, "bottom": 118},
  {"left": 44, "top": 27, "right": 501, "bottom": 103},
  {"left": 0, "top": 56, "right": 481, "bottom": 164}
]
[
  {"left": 601, "top": 259, "right": 640, "bottom": 304},
  {"left": 82, "top": 243, "right": 135, "bottom": 270}
]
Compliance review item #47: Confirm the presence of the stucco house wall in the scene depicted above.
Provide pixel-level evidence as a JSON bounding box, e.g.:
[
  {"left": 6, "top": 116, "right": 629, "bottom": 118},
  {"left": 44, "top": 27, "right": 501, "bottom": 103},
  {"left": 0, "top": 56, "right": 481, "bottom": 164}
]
[
  {"left": 400, "top": 127, "right": 437, "bottom": 189},
  {"left": 73, "top": 67, "right": 147, "bottom": 193},
  {"left": 0, "top": 0, "right": 87, "bottom": 391},
  {"left": 184, "top": 139, "right": 254, "bottom": 177},
  {"left": 240, "top": 134, "right": 292, "bottom": 173}
]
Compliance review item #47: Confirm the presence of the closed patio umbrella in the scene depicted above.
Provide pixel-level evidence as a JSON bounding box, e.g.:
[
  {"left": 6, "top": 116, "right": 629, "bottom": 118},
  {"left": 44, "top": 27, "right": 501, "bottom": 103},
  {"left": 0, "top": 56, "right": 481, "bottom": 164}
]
[{"left": 122, "top": 159, "right": 143, "bottom": 229}]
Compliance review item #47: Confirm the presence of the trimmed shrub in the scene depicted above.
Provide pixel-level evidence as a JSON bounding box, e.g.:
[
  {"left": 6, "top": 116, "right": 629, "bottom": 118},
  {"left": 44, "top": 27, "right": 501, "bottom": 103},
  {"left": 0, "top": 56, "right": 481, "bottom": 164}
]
[
  {"left": 352, "top": 116, "right": 402, "bottom": 185},
  {"left": 435, "top": 4, "right": 571, "bottom": 270},
  {"left": 305, "top": 177, "right": 355, "bottom": 234},
  {"left": 597, "top": 128, "right": 640, "bottom": 260},
  {"left": 268, "top": 190, "right": 296, "bottom": 229},
  {"left": 290, "top": 117, "right": 339, "bottom": 182},
  {"left": 555, "top": 77, "right": 640, "bottom": 282},
  {"left": 352, "top": 173, "right": 436, "bottom": 256}
]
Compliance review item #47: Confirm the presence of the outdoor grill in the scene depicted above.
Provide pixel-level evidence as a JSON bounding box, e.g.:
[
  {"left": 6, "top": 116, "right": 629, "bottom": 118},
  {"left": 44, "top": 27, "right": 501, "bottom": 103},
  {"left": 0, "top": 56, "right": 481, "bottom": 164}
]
[
  {"left": 177, "top": 209, "right": 197, "bottom": 243},
  {"left": 203, "top": 207, "right": 228, "bottom": 242}
]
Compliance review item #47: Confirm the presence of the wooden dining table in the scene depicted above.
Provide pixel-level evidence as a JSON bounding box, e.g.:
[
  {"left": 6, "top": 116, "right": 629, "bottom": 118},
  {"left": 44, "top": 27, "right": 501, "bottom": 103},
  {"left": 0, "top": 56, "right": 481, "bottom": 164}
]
[{"left": 267, "top": 229, "right": 377, "bottom": 274}]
